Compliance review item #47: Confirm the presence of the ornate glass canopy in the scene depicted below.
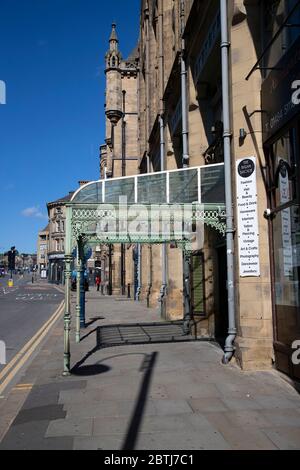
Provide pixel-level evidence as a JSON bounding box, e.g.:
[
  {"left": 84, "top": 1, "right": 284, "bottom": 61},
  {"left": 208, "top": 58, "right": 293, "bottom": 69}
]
[{"left": 68, "top": 164, "right": 227, "bottom": 247}]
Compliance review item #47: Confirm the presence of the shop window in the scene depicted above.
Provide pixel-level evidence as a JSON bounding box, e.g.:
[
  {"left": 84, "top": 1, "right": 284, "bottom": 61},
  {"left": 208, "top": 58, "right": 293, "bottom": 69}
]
[
  {"left": 272, "top": 129, "right": 298, "bottom": 207},
  {"left": 269, "top": 125, "right": 300, "bottom": 376},
  {"left": 263, "top": 0, "right": 300, "bottom": 76},
  {"left": 272, "top": 203, "right": 300, "bottom": 345}
]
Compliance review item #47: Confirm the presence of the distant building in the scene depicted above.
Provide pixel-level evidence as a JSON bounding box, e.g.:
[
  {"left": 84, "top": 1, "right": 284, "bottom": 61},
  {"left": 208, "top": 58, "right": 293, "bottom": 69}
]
[
  {"left": 37, "top": 225, "right": 50, "bottom": 278},
  {"left": 47, "top": 192, "right": 74, "bottom": 284},
  {"left": 15, "top": 254, "right": 37, "bottom": 271}
]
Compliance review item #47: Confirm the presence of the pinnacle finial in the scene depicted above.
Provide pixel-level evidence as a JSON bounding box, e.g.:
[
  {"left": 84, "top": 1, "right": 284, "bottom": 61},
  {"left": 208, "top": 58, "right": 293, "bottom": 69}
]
[{"left": 109, "top": 23, "right": 118, "bottom": 43}]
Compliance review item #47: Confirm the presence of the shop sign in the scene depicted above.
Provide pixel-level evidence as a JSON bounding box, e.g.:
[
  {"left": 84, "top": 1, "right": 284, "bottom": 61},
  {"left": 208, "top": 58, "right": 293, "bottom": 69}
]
[
  {"left": 262, "top": 35, "right": 300, "bottom": 141},
  {"left": 236, "top": 157, "right": 260, "bottom": 277}
]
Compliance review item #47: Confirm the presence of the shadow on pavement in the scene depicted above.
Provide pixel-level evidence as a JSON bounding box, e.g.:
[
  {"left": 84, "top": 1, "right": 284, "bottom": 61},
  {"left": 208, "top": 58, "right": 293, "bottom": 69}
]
[{"left": 122, "top": 351, "right": 158, "bottom": 450}]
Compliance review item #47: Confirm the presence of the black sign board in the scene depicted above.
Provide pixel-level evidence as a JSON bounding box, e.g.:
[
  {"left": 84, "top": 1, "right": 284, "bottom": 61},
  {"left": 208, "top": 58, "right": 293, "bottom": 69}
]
[
  {"left": 238, "top": 159, "right": 255, "bottom": 179},
  {"left": 262, "top": 35, "right": 300, "bottom": 142}
]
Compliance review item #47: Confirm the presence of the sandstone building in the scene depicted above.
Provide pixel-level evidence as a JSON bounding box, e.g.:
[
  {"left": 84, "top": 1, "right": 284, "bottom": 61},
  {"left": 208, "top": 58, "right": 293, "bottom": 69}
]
[
  {"left": 47, "top": 193, "right": 74, "bottom": 284},
  {"left": 100, "top": 0, "right": 300, "bottom": 383},
  {"left": 37, "top": 225, "right": 50, "bottom": 278}
]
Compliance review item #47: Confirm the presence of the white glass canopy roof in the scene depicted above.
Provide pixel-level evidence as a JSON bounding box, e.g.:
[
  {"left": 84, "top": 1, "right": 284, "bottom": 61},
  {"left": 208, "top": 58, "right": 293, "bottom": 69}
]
[{"left": 71, "top": 164, "right": 225, "bottom": 206}]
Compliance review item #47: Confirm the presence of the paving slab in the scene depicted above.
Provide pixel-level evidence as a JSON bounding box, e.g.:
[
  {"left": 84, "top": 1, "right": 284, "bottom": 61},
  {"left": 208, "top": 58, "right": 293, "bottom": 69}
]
[
  {"left": 46, "top": 417, "right": 93, "bottom": 438},
  {"left": 188, "top": 398, "right": 229, "bottom": 413},
  {"left": 136, "top": 430, "right": 230, "bottom": 451},
  {"left": 1, "top": 291, "right": 300, "bottom": 450},
  {"left": 73, "top": 436, "right": 124, "bottom": 451},
  {"left": 262, "top": 427, "right": 300, "bottom": 450}
]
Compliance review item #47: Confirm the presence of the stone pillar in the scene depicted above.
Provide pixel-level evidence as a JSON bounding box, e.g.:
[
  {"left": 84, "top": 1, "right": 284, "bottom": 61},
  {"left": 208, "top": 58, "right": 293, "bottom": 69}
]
[{"left": 230, "top": 4, "right": 274, "bottom": 370}]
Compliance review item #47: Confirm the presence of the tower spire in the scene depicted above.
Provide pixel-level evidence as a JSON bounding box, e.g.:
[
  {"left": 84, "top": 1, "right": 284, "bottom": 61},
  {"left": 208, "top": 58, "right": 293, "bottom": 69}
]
[
  {"left": 105, "top": 23, "right": 122, "bottom": 70},
  {"left": 105, "top": 22, "right": 123, "bottom": 125},
  {"left": 109, "top": 23, "right": 119, "bottom": 52},
  {"left": 110, "top": 23, "right": 118, "bottom": 43}
]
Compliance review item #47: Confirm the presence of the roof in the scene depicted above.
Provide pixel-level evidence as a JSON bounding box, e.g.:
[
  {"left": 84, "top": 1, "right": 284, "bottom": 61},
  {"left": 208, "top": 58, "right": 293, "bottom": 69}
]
[
  {"left": 47, "top": 192, "right": 74, "bottom": 208},
  {"left": 40, "top": 223, "right": 50, "bottom": 233},
  {"left": 127, "top": 44, "right": 139, "bottom": 61}
]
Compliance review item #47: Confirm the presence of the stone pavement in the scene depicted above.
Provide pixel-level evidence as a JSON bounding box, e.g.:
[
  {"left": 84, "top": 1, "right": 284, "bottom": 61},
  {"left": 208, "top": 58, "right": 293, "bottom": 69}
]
[{"left": 0, "top": 289, "right": 300, "bottom": 450}]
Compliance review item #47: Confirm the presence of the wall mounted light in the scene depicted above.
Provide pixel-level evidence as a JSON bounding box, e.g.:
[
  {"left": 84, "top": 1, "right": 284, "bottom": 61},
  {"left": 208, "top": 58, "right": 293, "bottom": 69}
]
[{"left": 239, "top": 128, "right": 247, "bottom": 140}]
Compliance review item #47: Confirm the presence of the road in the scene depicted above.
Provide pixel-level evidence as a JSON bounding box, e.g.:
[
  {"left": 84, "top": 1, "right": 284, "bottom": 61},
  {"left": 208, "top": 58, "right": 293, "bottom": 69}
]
[{"left": 0, "top": 274, "right": 64, "bottom": 376}]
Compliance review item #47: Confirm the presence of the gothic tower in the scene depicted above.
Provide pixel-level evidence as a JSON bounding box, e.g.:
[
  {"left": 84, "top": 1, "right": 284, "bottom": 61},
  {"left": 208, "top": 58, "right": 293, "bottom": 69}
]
[{"left": 105, "top": 23, "right": 123, "bottom": 126}]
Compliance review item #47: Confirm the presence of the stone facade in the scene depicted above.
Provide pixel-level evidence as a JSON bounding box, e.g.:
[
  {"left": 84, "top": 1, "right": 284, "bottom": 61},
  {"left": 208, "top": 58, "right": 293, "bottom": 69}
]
[
  {"left": 37, "top": 225, "right": 50, "bottom": 277},
  {"left": 47, "top": 193, "right": 74, "bottom": 284},
  {"left": 100, "top": 0, "right": 300, "bottom": 377}
]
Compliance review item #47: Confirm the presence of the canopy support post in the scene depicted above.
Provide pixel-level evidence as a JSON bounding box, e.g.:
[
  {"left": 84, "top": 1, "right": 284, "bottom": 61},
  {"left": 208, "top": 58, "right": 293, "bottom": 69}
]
[
  {"left": 63, "top": 206, "right": 73, "bottom": 376},
  {"left": 75, "top": 238, "right": 83, "bottom": 344},
  {"left": 80, "top": 247, "right": 86, "bottom": 329}
]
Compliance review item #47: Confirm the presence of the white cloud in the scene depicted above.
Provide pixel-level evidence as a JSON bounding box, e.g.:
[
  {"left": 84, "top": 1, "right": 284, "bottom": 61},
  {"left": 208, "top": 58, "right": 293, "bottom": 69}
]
[{"left": 22, "top": 207, "right": 47, "bottom": 220}]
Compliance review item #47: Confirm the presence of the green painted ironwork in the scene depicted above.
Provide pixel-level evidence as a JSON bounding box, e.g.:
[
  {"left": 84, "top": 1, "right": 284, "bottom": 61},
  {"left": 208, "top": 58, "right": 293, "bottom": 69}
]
[{"left": 63, "top": 165, "right": 226, "bottom": 375}]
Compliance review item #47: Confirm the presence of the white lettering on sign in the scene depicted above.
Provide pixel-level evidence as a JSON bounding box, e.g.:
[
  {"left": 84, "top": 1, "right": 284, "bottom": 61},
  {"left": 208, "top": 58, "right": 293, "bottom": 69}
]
[
  {"left": 236, "top": 157, "right": 260, "bottom": 277},
  {"left": 292, "top": 80, "right": 300, "bottom": 105}
]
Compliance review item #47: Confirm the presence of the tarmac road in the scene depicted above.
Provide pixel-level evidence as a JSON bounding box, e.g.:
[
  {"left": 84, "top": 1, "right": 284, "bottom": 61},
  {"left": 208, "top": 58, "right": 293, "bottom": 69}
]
[{"left": 0, "top": 274, "right": 64, "bottom": 376}]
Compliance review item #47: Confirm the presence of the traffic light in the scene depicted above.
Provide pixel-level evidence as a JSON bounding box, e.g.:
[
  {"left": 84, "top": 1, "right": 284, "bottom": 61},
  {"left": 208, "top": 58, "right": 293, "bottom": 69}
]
[{"left": 8, "top": 247, "right": 16, "bottom": 271}]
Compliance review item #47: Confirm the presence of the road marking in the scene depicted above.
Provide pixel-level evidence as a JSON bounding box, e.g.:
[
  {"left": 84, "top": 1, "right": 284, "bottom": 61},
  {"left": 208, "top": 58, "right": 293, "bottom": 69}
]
[
  {"left": 0, "top": 287, "right": 18, "bottom": 297},
  {"left": 13, "top": 384, "right": 33, "bottom": 392},
  {"left": 15, "top": 293, "right": 59, "bottom": 302},
  {"left": 0, "top": 301, "right": 64, "bottom": 395}
]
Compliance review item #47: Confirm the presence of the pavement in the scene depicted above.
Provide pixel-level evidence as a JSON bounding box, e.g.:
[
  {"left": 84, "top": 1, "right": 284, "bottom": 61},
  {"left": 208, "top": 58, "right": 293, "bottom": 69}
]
[{"left": 0, "top": 288, "right": 300, "bottom": 450}]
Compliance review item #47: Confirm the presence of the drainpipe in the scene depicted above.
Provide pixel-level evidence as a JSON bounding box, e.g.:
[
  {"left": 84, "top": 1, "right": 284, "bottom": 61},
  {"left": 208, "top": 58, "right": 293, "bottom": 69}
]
[
  {"left": 121, "top": 90, "right": 126, "bottom": 296},
  {"left": 158, "top": 0, "right": 168, "bottom": 318},
  {"left": 145, "top": 2, "right": 153, "bottom": 308},
  {"left": 136, "top": 244, "right": 142, "bottom": 301},
  {"left": 159, "top": 113, "right": 168, "bottom": 317},
  {"left": 180, "top": 0, "right": 191, "bottom": 333},
  {"left": 220, "top": 0, "right": 237, "bottom": 364},
  {"left": 180, "top": 0, "right": 189, "bottom": 168}
]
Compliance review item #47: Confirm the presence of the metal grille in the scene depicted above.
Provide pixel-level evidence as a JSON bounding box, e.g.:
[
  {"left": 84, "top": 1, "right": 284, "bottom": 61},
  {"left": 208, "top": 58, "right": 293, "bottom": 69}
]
[{"left": 96, "top": 321, "right": 212, "bottom": 349}]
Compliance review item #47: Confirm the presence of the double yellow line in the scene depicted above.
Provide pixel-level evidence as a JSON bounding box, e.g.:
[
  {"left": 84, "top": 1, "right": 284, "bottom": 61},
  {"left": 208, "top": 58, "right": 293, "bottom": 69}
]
[{"left": 0, "top": 301, "right": 65, "bottom": 396}]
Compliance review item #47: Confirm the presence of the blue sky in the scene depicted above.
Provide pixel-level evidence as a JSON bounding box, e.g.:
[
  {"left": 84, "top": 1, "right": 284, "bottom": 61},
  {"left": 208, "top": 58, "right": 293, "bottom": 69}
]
[{"left": 0, "top": 0, "right": 140, "bottom": 253}]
